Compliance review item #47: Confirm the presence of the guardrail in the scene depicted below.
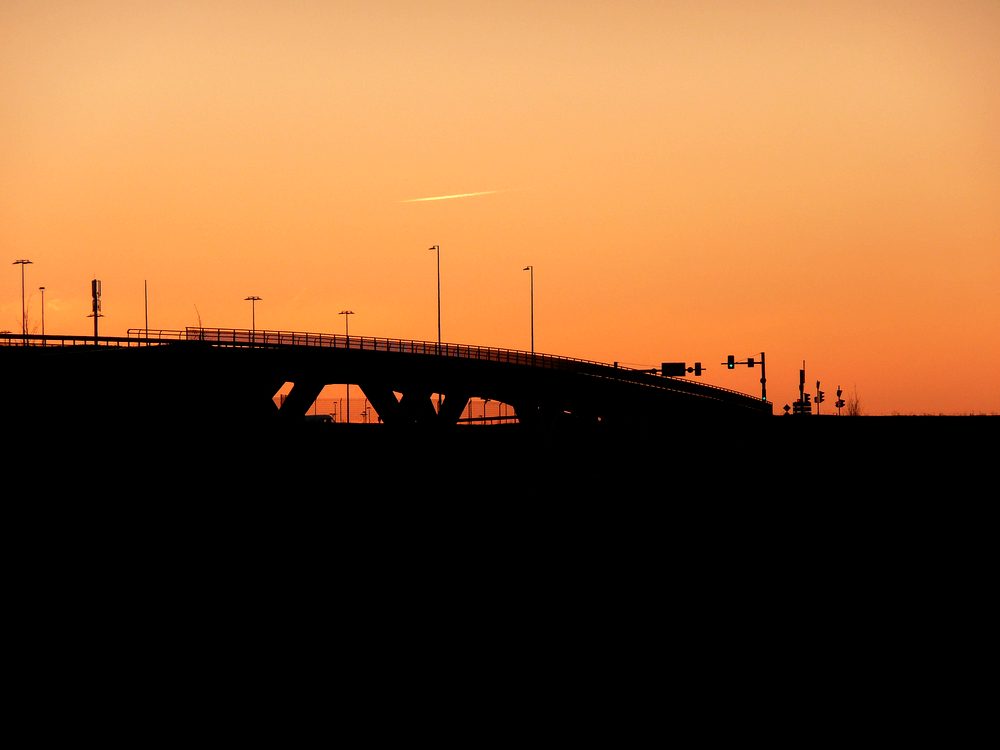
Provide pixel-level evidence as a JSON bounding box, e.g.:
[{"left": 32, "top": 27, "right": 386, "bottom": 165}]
[
  {"left": 143, "top": 327, "right": 763, "bottom": 403},
  {"left": 170, "top": 326, "right": 599, "bottom": 371},
  {"left": 3, "top": 328, "right": 768, "bottom": 404},
  {"left": 1, "top": 333, "right": 140, "bottom": 348}
]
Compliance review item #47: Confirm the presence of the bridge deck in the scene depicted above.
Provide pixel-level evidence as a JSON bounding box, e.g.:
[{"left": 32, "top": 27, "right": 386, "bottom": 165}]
[{"left": 2, "top": 327, "right": 772, "bottom": 432}]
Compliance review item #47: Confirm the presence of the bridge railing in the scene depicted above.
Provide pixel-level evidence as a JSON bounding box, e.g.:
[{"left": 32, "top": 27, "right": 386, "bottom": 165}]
[
  {"left": 126, "top": 326, "right": 610, "bottom": 372},
  {"left": 5, "top": 328, "right": 766, "bottom": 406},
  {"left": 2, "top": 333, "right": 144, "bottom": 348},
  {"left": 121, "top": 326, "right": 765, "bottom": 404}
]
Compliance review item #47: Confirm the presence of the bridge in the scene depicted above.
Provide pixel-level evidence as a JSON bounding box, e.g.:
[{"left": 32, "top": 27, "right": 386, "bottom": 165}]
[{"left": 1, "top": 327, "right": 772, "bottom": 441}]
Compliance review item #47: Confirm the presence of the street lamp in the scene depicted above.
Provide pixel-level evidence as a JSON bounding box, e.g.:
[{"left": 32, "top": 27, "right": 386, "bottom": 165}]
[
  {"left": 244, "top": 296, "right": 261, "bottom": 343},
  {"left": 428, "top": 245, "right": 441, "bottom": 353},
  {"left": 339, "top": 309, "right": 355, "bottom": 423},
  {"left": 13, "top": 259, "right": 32, "bottom": 342},
  {"left": 429, "top": 244, "right": 443, "bottom": 412},
  {"left": 39, "top": 286, "right": 45, "bottom": 339},
  {"left": 522, "top": 265, "right": 534, "bottom": 354}
]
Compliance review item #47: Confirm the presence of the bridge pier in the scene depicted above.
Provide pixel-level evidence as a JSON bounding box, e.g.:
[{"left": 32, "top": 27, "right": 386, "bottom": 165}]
[
  {"left": 357, "top": 384, "right": 442, "bottom": 426},
  {"left": 358, "top": 383, "right": 473, "bottom": 428},
  {"left": 437, "top": 390, "right": 471, "bottom": 426},
  {"left": 278, "top": 380, "right": 325, "bottom": 418}
]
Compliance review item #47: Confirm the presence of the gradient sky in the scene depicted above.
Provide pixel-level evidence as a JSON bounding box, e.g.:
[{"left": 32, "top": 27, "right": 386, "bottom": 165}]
[{"left": 3, "top": 0, "right": 998, "bottom": 415}]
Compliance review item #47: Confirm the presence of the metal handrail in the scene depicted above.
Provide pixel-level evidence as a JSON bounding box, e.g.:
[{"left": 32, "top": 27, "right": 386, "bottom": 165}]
[
  {"left": 1, "top": 329, "right": 767, "bottom": 403},
  {"left": 131, "top": 326, "right": 765, "bottom": 402}
]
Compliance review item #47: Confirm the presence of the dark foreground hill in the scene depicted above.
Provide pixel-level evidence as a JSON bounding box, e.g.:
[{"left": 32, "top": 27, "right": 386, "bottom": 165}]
[
  {"left": 9, "top": 412, "right": 990, "bottom": 650},
  {"left": 12, "top": 413, "right": 991, "bottom": 495}
]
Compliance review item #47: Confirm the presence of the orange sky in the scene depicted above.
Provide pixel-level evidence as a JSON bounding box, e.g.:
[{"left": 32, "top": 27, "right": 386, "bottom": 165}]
[{"left": 3, "top": 0, "right": 998, "bottom": 415}]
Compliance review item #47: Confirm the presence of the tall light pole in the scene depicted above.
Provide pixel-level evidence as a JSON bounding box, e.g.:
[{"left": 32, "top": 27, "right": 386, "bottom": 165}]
[
  {"left": 244, "top": 295, "right": 261, "bottom": 344},
  {"left": 39, "top": 286, "right": 45, "bottom": 338},
  {"left": 522, "top": 265, "right": 534, "bottom": 354},
  {"left": 428, "top": 245, "right": 441, "bottom": 353},
  {"left": 339, "top": 309, "right": 354, "bottom": 423},
  {"left": 429, "top": 244, "right": 442, "bottom": 412},
  {"left": 13, "top": 259, "right": 32, "bottom": 343},
  {"left": 89, "top": 279, "right": 102, "bottom": 344}
]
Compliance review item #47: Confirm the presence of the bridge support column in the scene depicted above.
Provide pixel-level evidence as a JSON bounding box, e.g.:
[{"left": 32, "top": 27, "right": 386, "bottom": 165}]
[
  {"left": 437, "top": 391, "right": 471, "bottom": 426},
  {"left": 278, "top": 380, "right": 325, "bottom": 418},
  {"left": 397, "top": 389, "right": 440, "bottom": 425},
  {"left": 358, "top": 384, "right": 404, "bottom": 425}
]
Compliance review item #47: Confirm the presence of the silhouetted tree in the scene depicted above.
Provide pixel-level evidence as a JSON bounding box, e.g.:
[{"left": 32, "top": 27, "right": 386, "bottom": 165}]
[{"left": 846, "top": 386, "right": 863, "bottom": 416}]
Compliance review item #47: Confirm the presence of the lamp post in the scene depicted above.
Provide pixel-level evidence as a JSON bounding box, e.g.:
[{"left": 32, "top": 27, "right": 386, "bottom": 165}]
[
  {"left": 339, "top": 309, "right": 354, "bottom": 423},
  {"left": 429, "top": 244, "right": 442, "bottom": 412},
  {"left": 13, "top": 259, "right": 32, "bottom": 343},
  {"left": 244, "top": 296, "right": 261, "bottom": 344},
  {"left": 428, "top": 245, "right": 441, "bottom": 353},
  {"left": 39, "top": 286, "right": 45, "bottom": 340},
  {"left": 522, "top": 265, "right": 534, "bottom": 354}
]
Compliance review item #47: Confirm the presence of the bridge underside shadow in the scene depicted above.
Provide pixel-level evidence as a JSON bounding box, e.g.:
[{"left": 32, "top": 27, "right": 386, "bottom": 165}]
[
  {"left": 2, "top": 342, "right": 771, "bottom": 452},
  {"left": 261, "top": 347, "right": 772, "bottom": 447}
]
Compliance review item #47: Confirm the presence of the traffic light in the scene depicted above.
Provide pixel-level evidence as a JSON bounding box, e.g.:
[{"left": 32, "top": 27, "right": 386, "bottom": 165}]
[
  {"left": 817, "top": 391, "right": 825, "bottom": 403},
  {"left": 747, "top": 357, "right": 755, "bottom": 368},
  {"left": 693, "top": 362, "right": 703, "bottom": 376},
  {"left": 727, "top": 355, "right": 735, "bottom": 369},
  {"left": 661, "top": 362, "right": 686, "bottom": 377}
]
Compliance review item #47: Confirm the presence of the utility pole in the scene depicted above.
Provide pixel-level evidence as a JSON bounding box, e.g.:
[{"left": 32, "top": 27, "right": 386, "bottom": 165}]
[
  {"left": 89, "top": 279, "right": 103, "bottom": 345},
  {"left": 13, "top": 259, "right": 32, "bottom": 343}
]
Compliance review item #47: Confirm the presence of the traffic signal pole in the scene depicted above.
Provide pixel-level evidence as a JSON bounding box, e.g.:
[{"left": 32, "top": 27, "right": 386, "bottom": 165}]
[
  {"left": 760, "top": 352, "right": 766, "bottom": 402},
  {"left": 723, "top": 352, "right": 767, "bottom": 401}
]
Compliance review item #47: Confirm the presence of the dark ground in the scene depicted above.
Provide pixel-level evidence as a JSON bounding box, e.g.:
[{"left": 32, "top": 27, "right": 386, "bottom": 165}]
[
  {"left": 10, "top": 413, "right": 988, "bottom": 690},
  {"left": 17, "top": 413, "right": 989, "bottom": 495}
]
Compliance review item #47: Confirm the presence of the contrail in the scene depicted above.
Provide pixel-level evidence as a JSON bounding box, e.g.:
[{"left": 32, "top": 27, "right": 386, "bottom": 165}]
[{"left": 401, "top": 190, "right": 503, "bottom": 203}]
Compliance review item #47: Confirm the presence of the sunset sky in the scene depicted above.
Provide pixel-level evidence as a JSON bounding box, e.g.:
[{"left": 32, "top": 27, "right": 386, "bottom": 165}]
[{"left": 3, "top": 0, "right": 998, "bottom": 416}]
